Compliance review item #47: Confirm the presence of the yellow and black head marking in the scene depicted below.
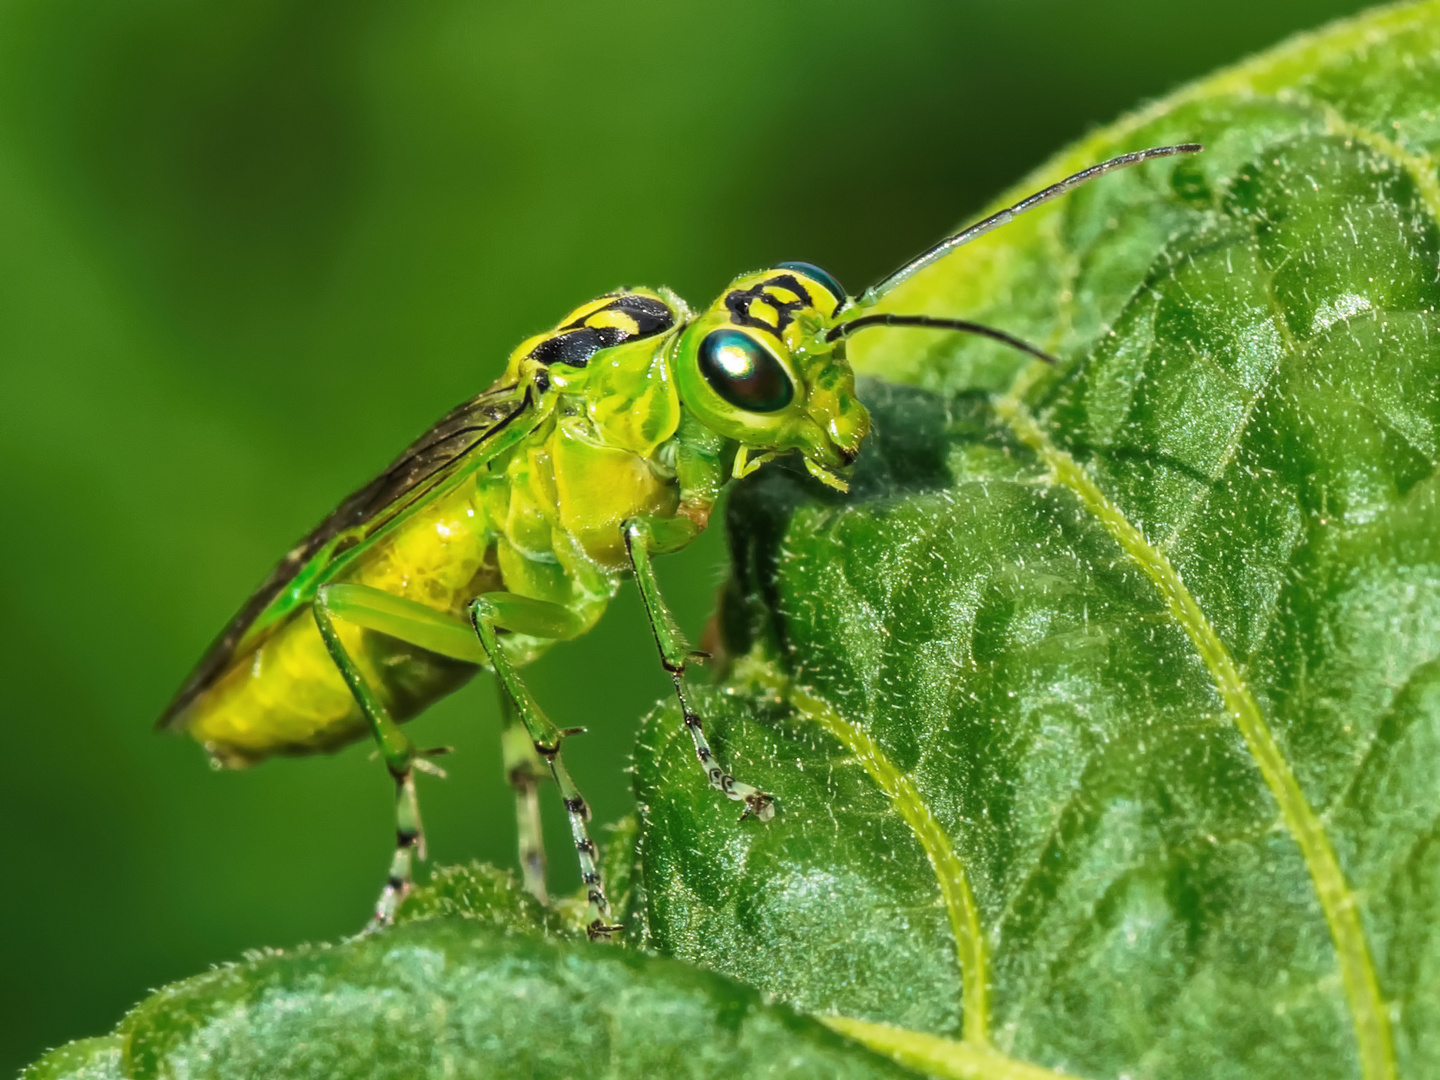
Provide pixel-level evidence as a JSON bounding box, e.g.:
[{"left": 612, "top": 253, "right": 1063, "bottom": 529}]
[
  {"left": 671, "top": 262, "right": 866, "bottom": 491},
  {"left": 720, "top": 261, "right": 845, "bottom": 338}
]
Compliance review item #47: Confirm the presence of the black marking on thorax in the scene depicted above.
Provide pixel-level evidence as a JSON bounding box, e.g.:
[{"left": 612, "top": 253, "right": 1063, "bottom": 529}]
[
  {"left": 529, "top": 293, "right": 675, "bottom": 368},
  {"left": 723, "top": 273, "right": 811, "bottom": 336}
]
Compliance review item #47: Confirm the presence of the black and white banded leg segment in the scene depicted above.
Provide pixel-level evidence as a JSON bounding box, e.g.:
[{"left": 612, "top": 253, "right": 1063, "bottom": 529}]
[
  {"left": 499, "top": 688, "right": 549, "bottom": 904},
  {"left": 312, "top": 581, "right": 615, "bottom": 935},
  {"left": 313, "top": 588, "right": 429, "bottom": 929},
  {"left": 470, "top": 594, "right": 622, "bottom": 940},
  {"left": 623, "top": 518, "right": 775, "bottom": 822}
]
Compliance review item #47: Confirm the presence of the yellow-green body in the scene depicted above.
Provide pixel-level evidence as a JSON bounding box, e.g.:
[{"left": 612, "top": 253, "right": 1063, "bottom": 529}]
[{"left": 178, "top": 289, "right": 718, "bottom": 766}]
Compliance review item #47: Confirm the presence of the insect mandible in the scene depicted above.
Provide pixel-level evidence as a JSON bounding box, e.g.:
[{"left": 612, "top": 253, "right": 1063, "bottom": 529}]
[{"left": 161, "top": 144, "right": 1201, "bottom": 938}]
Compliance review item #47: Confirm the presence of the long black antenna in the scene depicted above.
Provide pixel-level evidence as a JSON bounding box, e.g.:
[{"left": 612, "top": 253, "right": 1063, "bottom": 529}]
[
  {"left": 862, "top": 143, "right": 1203, "bottom": 302},
  {"left": 827, "top": 313, "right": 1058, "bottom": 365}
]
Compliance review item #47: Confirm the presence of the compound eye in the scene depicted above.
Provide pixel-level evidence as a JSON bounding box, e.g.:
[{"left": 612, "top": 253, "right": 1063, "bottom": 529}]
[{"left": 697, "top": 328, "right": 795, "bottom": 413}]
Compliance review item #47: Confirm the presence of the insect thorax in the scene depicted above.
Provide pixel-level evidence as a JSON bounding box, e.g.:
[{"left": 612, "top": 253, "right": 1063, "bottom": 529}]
[{"left": 494, "top": 287, "right": 695, "bottom": 569}]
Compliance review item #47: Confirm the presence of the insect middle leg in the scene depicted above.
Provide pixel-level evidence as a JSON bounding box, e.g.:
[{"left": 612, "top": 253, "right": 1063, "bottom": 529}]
[
  {"left": 470, "top": 592, "right": 623, "bottom": 940},
  {"left": 623, "top": 517, "right": 774, "bottom": 821}
]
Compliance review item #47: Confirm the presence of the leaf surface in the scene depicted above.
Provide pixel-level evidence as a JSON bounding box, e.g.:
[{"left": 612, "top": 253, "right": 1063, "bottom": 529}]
[
  {"left": 633, "top": 5, "right": 1440, "bottom": 1079},
  {"left": 24, "top": 869, "right": 911, "bottom": 1080}
]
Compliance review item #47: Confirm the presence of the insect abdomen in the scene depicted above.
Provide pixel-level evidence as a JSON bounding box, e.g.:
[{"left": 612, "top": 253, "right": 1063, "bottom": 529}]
[{"left": 182, "top": 483, "right": 499, "bottom": 766}]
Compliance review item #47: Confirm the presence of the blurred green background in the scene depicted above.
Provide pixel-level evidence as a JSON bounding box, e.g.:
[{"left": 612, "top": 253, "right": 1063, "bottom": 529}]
[{"left": 0, "top": 0, "right": 1375, "bottom": 1072}]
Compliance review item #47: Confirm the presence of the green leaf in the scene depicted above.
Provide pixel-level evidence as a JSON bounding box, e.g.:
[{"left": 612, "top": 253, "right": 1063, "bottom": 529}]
[
  {"left": 633, "top": 4, "right": 1440, "bottom": 1079},
  {"left": 22, "top": 1039, "right": 127, "bottom": 1080},
  {"left": 27, "top": 4, "right": 1440, "bottom": 1079},
  {"left": 24, "top": 888, "right": 913, "bottom": 1080},
  {"left": 396, "top": 859, "right": 572, "bottom": 935}
]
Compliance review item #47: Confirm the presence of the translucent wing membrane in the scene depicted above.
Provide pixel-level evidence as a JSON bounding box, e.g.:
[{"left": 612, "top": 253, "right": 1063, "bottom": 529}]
[{"left": 158, "top": 384, "right": 532, "bottom": 730}]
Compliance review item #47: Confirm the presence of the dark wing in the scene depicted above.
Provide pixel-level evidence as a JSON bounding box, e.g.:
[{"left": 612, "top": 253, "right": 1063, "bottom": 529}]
[{"left": 159, "top": 383, "right": 534, "bottom": 730}]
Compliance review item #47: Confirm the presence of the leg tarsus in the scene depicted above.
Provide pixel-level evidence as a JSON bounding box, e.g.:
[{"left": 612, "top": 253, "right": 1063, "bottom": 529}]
[
  {"left": 514, "top": 778, "right": 548, "bottom": 904},
  {"left": 370, "top": 768, "right": 424, "bottom": 929},
  {"left": 739, "top": 790, "right": 776, "bottom": 822},
  {"left": 688, "top": 696, "right": 775, "bottom": 822}
]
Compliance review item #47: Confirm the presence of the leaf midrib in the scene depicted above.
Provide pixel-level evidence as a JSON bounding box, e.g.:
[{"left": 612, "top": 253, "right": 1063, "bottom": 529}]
[
  {"left": 858, "top": 26, "right": 1440, "bottom": 1066},
  {"left": 993, "top": 391, "right": 1396, "bottom": 1080}
]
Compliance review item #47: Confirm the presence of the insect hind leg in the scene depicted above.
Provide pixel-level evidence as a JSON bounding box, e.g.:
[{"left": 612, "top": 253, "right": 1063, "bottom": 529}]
[
  {"left": 470, "top": 592, "right": 622, "bottom": 941},
  {"left": 313, "top": 589, "right": 432, "bottom": 929},
  {"left": 499, "top": 688, "right": 549, "bottom": 904}
]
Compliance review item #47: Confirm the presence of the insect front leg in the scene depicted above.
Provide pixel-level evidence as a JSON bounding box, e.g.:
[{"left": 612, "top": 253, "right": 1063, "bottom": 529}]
[
  {"left": 623, "top": 517, "right": 775, "bottom": 822},
  {"left": 470, "top": 593, "right": 623, "bottom": 941}
]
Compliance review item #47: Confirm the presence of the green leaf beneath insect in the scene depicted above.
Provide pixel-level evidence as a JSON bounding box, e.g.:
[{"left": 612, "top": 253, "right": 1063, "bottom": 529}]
[{"left": 25, "top": 876, "right": 911, "bottom": 1080}]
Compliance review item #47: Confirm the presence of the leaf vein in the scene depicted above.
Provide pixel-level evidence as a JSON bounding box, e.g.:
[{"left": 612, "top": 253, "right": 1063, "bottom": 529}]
[
  {"left": 992, "top": 393, "right": 1396, "bottom": 1080},
  {"left": 824, "top": 1016, "right": 1082, "bottom": 1080},
  {"left": 1309, "top": 96, "right": 1440, "bottom": 232},
  {"left": 744, "top": 663, "right": 992, "bottom": 1046}
]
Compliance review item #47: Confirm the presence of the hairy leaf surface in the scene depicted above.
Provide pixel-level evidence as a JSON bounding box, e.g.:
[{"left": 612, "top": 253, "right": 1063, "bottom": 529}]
[
  {"left": 24, "top": 869, "right": 909, "bottom": 1080},
  {"left": 635, "top": 6, "right": 1440, "bottom": 1080}
]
